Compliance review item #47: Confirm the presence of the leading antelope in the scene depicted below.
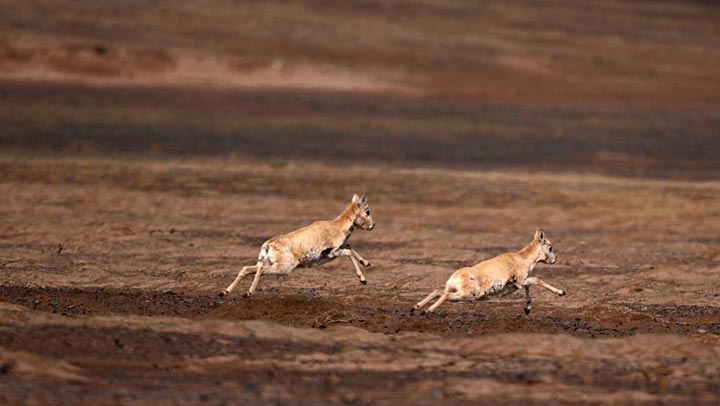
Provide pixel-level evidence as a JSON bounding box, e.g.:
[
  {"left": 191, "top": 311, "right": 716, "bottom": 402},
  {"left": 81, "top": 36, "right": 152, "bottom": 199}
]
[
  {"left": 413, "top": 229, "right": 565, "bottom": 314},
  {"left": 220, "top": 194, "right": 375, "bottom": 297}
]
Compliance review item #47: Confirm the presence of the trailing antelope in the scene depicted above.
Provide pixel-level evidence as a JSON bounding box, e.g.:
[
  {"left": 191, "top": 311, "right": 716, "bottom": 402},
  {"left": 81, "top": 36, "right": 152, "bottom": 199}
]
[
  {"left": 219, "top": 194, "right": 375, "bottom": 297},
  {"left": 413, "top": 229, "right": 565, "bottom": 314}
]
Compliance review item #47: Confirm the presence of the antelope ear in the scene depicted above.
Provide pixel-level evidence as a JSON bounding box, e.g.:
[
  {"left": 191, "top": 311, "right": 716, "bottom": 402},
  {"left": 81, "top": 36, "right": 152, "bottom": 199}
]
[
  {"left": 352, "top": 194, "right": 360, "bottom": 204},
  {"left": 535, "top": 229, "right": 545, "bottom": 243},
  {"left": 360, "top": 194, "right": 367, "bottom": 205}
]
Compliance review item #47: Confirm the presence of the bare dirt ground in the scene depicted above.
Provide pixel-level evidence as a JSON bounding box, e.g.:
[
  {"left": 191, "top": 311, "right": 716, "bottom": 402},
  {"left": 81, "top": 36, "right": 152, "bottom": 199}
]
[
  {"left": 1, "top": 156, "right": 719, "bottom": 405},
  {"left": 1, "top": 0, "right": 720, "bottom": 405}
]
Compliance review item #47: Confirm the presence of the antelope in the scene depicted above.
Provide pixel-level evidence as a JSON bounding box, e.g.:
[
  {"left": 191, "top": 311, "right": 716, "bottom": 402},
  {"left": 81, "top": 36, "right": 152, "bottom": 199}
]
[
  {"left": 219, "top": 194, "right": 375, "bottom": 297},
  {"left": 413, "top": 229, "right": 565, "bottom": 314}
]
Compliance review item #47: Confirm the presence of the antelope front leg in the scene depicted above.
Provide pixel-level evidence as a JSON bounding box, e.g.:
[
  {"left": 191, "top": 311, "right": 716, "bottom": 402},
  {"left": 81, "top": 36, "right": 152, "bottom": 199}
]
[
  {"left": 523, "top": 285, "right": 532, "bottom": 315},
  {"left": 220, "top": 264, "right": 260, "bottom": 297},
  {"left": 349, "top": 255, "right": 367, "bottom": 284},
  {"left": 335, "top": 248, "right": 367, "bottom": 284},
  {"left": 525, "top": 277, "right": 566, "bottom": 296},
  {"left": 244, "top": 263, "right": 265, "bottom": 297},
  {"left": 350, "top": 248, "right": 371, "bottom": 267}
]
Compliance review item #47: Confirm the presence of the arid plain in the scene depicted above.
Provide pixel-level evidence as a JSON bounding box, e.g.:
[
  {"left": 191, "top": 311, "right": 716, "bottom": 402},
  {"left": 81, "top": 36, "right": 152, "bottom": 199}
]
[{"left": 1, "top": 1, "right": 720, "bottom": 405}]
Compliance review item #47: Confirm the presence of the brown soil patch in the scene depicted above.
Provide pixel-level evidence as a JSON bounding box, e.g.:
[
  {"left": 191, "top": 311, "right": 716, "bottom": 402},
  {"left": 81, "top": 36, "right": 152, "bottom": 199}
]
[
  {"left": 0, "top": 40, "right": 416, "bottom": 94},
  {"left": 1, "top": 156, "right": 719, "bottom": 404},
  {"left": 2, "top": 0, "right": 720, "bottom": 105}
]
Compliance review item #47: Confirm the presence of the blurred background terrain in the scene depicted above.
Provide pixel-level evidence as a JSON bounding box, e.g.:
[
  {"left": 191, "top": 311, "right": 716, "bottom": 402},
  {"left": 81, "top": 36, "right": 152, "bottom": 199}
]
[{"left": 1, "top": 0, "right": 720, "bottom": 178}]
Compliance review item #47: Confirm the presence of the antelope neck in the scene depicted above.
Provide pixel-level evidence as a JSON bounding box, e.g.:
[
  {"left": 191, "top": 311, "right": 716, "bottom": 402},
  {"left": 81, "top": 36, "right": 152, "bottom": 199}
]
[
  {"left": 517, "top": 241, "right": 541, "bottom": 267},
  {"left": 335, "top": 203, "right": 358, "bottom": 234}
]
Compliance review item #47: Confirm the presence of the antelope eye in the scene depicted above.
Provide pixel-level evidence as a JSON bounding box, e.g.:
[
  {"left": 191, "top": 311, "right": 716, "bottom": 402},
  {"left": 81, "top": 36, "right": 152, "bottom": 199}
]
[
  {"left": 548, "top": 246, "right": 553, "bottom": 252},
  {"left": 365, "top": 210, "right": 371, "bottom": 216}
]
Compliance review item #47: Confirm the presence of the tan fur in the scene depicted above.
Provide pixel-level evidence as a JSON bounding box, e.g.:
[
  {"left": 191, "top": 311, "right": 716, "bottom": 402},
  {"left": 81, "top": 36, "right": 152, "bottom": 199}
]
[
  {"left": 413, "top": 229, "right": 565, "bottom": 314},
  {"left": 220, "top": 194, "right": 375, "bottom": 297}
]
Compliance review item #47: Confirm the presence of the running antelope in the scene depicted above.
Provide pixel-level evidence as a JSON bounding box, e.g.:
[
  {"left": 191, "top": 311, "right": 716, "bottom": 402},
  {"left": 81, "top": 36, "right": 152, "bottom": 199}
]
[
  {"left": 413, "top": 229, "right": 565, "bottom": 314},
  {"left": 219, "top": 194, "right": 375, "bottom": 297}
]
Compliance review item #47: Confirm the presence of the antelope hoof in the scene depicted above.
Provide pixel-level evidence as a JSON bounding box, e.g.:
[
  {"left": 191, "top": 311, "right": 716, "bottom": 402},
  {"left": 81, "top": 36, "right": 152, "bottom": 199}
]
[
  {"left": 559, "top": 290, "right": 567, "bottom": 296},
  {"left": 243, "top": 292, "right": 253, "bottom": 298},
  {"left": 524, "top": 307, "right": 531, "bottom": 315},
  {"left": 361, "top": 260, "right": 371, "bottom": 267},
  {"left": 218, "top": 290, "right": 229, "bottom": 297},
  {"left": 360, "top": 279, "right": 367, "bottom": 285}
]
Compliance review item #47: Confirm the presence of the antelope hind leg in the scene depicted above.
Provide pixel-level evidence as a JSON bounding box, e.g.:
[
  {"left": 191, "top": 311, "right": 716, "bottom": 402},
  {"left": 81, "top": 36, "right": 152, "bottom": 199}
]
[
  {"left": 413, "top": 289, "right": 443, "bottom": 312},
  {"left": 220, "top": 264, "right": 260, "bottom": 297}
]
